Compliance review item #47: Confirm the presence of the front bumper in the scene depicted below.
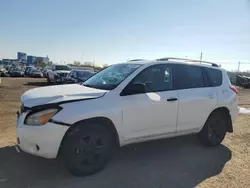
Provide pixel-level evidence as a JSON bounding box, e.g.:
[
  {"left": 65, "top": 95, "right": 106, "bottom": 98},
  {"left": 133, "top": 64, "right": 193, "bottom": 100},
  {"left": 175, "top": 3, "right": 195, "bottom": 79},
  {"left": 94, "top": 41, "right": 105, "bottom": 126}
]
[
  {"left": 55, "top": 76, "right": 67, "bottom": 84},
  {"left": 33, "top": 74, "right": 43, "bottom": 77},
  {"left": 16, "top": 114, "right": 69, "bottom": 159},
  {"left": 12, "top": 73, "right": 24, "bottom": 77}
]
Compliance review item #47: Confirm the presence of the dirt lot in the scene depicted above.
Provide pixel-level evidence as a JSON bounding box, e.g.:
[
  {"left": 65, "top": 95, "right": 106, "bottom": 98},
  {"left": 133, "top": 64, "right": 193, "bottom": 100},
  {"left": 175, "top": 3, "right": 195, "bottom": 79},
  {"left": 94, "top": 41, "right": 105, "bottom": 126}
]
[{"left": 0, "top": 77, "right": 249, "bottom": 188}]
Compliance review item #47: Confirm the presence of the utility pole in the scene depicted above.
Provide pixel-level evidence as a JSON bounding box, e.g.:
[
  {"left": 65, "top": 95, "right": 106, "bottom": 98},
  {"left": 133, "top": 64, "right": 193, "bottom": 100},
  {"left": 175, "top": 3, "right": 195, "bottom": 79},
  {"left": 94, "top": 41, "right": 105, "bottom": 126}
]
[
  {"left": 81, "top": 52, "right": 84, "bottom": 64},
  {"left": 237, "top": 61, "right": 241, "bottom": 73},
  {"left": 200, "top": 52, "right": 203, "bottom": 63}
]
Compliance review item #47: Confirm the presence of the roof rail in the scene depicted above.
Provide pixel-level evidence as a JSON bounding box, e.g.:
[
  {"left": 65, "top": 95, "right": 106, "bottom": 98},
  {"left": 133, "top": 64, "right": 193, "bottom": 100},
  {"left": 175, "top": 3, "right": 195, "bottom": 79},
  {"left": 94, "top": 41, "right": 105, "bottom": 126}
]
[
  {"left": 157, "top": 57, "right": 219, "bottom": 67},
  {"left": 129, "top": 59, "right": 146, "bottom": 62}
]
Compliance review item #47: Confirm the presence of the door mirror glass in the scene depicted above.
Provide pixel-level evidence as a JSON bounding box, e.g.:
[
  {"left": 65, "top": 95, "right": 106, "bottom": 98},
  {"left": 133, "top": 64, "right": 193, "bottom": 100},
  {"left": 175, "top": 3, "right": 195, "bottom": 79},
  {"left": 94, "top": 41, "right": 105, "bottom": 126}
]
[{"left": 122, "top": 83, "right": 146, "bottom": 96}]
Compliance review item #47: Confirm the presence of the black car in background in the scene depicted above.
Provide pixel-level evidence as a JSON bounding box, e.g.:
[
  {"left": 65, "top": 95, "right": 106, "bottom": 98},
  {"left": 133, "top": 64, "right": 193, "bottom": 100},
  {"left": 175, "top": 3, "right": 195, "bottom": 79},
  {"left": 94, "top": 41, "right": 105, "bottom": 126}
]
[{"left": 66, "top": 69, "right": 95, "bottom": 84}]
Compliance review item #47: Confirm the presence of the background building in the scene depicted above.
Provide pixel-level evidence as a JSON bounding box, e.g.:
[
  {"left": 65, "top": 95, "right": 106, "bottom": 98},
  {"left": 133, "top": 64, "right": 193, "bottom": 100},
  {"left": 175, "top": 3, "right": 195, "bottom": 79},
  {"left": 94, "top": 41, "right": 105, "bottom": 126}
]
[
  {"left": 27, "top": 55, "right": 50, "bottom": 66},
  {"left": 27, "top": 56, "right": 36, "bottom": 65},
  {"left": 36, "top": 56, "right": 49, "bottom": 64},
  {"left": 17, "top": 52, "right": 27, "bottom": 62}
]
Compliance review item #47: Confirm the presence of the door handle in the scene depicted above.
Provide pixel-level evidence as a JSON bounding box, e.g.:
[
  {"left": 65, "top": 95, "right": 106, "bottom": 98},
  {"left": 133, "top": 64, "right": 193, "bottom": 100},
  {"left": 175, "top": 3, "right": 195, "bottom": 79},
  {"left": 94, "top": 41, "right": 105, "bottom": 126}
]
[{"left": 167, "top": 98, "right": 178, "bottom": 102}]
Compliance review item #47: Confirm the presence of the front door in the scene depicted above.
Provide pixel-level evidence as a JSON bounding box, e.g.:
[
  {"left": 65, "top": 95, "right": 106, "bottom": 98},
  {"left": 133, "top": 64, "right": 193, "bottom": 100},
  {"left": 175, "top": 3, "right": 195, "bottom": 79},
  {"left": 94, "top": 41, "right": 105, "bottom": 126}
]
[{"left": 121, "top": 64, "right": 178, "bottom": 141}]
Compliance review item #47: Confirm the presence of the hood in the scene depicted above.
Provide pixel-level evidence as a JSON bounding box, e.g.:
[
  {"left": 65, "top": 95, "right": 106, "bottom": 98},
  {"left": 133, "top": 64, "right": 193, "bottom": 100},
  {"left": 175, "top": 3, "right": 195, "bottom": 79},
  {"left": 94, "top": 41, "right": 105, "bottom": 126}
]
[
  {"left": 55, "top": 70, "right": 71, "bottom": 73},
  {"left": 21, "top": 84, "right": 108, "bottom": 108}
]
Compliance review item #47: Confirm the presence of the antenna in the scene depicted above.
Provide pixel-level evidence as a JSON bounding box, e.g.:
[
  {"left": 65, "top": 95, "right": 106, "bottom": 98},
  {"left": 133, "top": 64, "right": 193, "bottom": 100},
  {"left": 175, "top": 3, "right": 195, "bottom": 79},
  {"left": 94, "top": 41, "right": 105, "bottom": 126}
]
[{"left": 81, "top": 52, "right": 84, "bottom": 64}]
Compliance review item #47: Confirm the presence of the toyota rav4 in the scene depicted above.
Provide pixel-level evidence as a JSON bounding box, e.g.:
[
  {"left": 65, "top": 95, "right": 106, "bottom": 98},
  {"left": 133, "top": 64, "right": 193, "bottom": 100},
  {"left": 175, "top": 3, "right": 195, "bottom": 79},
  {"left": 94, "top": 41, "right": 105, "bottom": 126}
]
[{"left": 16, "top": 58, "right": 239, "bottom": 176}]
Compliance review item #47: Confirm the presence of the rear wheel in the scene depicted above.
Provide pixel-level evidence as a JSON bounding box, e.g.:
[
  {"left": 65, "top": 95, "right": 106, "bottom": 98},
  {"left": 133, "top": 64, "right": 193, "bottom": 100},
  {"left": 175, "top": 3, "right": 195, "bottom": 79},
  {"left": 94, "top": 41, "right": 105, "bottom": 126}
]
[
  {"left": 199, "top": 111, "right": 228, "bottom": 146},
  {"left": 62, "top": 124, "right": 114, "bottom": 176}
]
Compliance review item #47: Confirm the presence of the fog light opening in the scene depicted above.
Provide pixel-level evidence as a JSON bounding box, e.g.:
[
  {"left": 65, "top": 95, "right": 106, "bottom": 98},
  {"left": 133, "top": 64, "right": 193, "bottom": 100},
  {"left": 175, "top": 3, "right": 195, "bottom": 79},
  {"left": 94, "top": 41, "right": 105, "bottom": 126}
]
[{"left": 17, "top": 137, "right": 20, "bottom": 144}]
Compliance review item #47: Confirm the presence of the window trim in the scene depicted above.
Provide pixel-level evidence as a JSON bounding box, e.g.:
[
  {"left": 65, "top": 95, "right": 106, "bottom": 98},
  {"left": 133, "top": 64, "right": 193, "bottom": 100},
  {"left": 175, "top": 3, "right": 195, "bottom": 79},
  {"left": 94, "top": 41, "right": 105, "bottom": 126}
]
[
  {"left": 201, "top": 68, "right": 211, "bottom": 87},
  {"left": 120, "top": 64, "right": 176, "bottom": 96},
  {"left": 187, "top": 65, "right": 205, "bottom": 89}
]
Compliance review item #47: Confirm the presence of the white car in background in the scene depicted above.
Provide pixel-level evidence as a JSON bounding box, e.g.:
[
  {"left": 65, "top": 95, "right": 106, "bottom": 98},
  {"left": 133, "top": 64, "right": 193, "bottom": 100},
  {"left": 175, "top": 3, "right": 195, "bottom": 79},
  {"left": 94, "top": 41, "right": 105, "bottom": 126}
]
[
  {"left": 47, "top": 64, "right": 72, "bottom": 84},
  {"left": 16, "top": 58, "right": 239, "bottom": 176}
]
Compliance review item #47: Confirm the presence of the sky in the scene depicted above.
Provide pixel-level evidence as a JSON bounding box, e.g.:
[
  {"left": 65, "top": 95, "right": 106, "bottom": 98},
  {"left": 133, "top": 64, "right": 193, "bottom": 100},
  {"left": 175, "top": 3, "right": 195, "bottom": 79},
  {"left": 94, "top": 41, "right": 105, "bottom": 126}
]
[{"left": 0, "top": 0, "right": 250, "bottom": 70}]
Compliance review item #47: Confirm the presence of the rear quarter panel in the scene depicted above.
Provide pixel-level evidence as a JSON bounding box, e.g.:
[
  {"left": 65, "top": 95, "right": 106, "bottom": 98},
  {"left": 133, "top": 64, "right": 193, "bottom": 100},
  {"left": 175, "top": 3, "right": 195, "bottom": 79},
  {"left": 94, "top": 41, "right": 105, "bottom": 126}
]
[{"left": 215, "top": 70, "right": 238, "bottom": 122}]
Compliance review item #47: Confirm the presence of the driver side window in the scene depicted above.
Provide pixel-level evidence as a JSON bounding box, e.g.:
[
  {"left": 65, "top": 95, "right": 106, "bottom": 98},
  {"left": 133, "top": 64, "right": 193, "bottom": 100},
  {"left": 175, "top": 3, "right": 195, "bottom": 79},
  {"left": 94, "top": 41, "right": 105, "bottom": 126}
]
[{"left": 131, "top": 64, "right": 173, "bottom": 93}]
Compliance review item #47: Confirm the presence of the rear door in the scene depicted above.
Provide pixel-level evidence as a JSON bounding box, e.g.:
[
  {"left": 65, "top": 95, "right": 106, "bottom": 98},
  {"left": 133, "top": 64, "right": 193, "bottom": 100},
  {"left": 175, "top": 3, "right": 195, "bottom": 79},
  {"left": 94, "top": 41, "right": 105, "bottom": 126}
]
[{"left": 176, "top": 65, "right": 218, "bottom": 132}]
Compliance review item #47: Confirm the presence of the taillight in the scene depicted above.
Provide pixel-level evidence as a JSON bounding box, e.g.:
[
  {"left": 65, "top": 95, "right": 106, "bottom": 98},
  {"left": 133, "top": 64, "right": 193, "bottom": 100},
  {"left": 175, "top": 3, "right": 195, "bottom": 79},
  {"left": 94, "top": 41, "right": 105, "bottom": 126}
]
[{"left": 229, "top": 85, "right": 238, "bottom": 94}]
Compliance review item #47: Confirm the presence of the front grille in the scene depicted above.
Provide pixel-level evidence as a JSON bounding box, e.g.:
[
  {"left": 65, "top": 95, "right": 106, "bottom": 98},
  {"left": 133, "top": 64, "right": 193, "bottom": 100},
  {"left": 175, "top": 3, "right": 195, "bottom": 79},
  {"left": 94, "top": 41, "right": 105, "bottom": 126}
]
[{"left": 58, "top": 73, "right": 68, "bottom": 77}]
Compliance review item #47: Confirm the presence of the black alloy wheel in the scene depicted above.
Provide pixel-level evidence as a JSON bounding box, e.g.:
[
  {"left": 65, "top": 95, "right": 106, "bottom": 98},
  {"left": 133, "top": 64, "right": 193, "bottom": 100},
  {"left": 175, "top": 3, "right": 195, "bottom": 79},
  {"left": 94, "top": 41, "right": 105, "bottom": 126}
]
[{"left": 62, "top": 124, "right": 114, "bottom": 176}]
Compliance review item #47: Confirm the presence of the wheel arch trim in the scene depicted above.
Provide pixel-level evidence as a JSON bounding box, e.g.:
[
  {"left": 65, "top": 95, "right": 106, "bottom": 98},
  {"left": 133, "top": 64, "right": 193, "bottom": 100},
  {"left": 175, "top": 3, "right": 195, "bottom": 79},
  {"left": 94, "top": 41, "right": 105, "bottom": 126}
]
[
  {"left": 57, "top": 116, "right": 120, "bottom": 157},
  {"left": 204, "top": 106, "right": 233, "bottom": 133}
]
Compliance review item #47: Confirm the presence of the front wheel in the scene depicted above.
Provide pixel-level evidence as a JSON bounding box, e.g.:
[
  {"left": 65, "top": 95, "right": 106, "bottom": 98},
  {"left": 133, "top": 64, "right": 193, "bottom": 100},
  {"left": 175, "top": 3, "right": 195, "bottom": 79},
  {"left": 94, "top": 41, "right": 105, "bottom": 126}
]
[
  {"left": 47, "top": 76, "right": 51, "bottom": 83},
  {"left": 62, "top": 124, "right": 114, "bottom": 176},
  {"left": 198, "top": 111, "right": 228, "bottom": 146}
]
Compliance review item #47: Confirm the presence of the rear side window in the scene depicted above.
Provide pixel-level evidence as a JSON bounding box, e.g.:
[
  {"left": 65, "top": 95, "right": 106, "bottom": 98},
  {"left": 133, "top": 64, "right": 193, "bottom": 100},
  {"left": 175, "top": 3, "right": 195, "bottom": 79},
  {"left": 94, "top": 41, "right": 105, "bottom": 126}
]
[
  {"left": 203, "top": 68, "right": 222, "bottom": 87},
  {"left": 186, "top": 66, "right": 204, "bottom": 88},
  {"left": 175, "top": 65, "right": 205, "bottom": 89}
]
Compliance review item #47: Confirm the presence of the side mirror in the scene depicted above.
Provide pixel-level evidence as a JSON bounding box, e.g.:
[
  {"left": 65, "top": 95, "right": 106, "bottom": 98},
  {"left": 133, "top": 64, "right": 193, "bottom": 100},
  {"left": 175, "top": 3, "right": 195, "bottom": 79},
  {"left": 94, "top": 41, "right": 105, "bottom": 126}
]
[{"left": 121, "top": 83, "right": 146, "bottom": 96}]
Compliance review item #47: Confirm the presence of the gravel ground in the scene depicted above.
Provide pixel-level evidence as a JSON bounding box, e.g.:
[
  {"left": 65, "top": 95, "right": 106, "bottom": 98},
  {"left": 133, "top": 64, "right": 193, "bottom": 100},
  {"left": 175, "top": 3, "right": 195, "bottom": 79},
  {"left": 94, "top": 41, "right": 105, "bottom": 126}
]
[{"left": 0, "top": 77, "right": 249, "bottom": 188}]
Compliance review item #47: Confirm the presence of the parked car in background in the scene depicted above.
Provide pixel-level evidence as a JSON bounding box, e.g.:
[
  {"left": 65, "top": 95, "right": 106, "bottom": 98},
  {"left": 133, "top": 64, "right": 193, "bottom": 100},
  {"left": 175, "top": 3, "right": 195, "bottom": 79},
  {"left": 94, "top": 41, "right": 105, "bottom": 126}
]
[
  {"left": 8, "top": 66, "right": 16, "bottom": 75},
  {"left": 42, "top": 68, "right": 51, "bottom": 78},
  {"left": 25, "top": 66, "right": 34, "bottom": 76},
  {"left": 0, "top": 67, "right": 8, "bottom": 77},
  {"left": 16, "top": 58, "right": 239, "bottom": 176},
  {"left": 73, "top": 66, "right": 94, "bottom": 72},
  {"left": 65, "top": 69, "right": 95, "bottom": 84},
  {"left": 47, "top": 65, "right": 72, "bottom": 84},
  {"left": 10, "top": 67, "right": 24, "bottom": 77},
  {"left": 30, "top": 69, "right": 44, "bottom": 78},
  {"left": 25, "top": 67, "right": 36, "bottom": 76}
]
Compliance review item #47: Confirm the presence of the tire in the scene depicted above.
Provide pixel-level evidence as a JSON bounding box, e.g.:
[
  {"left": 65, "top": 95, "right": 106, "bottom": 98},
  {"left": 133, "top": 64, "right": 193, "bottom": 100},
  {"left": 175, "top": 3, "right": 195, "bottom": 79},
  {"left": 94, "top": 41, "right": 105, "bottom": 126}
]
[
  {"left": 47, "top": 76, "right": 51, "bottom": 83},
  {"left": 199, "top": 111, "right": 228, "bottom": 146},
  {"left": 62, "top": 124, "right": 114, "bottom": 176}
]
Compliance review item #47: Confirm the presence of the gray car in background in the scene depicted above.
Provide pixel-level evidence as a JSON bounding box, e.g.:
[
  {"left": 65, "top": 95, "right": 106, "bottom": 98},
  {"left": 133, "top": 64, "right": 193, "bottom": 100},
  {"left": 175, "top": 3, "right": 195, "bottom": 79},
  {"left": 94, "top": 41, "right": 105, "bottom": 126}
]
[{"left": 66, "top": 69, "right": 95, "bottom": 84}]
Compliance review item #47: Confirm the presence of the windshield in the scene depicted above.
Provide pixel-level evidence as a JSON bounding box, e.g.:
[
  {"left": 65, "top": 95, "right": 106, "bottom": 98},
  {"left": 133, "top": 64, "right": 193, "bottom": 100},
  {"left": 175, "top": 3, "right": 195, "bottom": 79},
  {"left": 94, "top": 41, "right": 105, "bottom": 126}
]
[
  {"left": 13, "top": 67, "right": 23, "bottom": 71},
  {"left": 55, "top": 65, "right": 72, "bottom": 71},
  {"left": 83, "top": 63, "right": 141, "bottom": 90}
]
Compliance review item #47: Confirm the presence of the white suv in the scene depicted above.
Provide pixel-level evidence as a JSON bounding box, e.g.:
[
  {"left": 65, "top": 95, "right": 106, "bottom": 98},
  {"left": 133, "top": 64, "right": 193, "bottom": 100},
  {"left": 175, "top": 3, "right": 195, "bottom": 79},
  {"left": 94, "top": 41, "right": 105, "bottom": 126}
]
[{"left": 16, "top": 58, "right": 239, "bottom": 176}]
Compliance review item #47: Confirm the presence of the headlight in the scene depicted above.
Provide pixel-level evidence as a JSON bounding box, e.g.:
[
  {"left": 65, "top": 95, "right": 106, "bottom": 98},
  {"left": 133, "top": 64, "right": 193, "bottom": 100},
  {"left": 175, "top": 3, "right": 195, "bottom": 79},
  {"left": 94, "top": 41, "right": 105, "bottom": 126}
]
[{"left": 25, "top": 108, "right": 59, "bottom": 125}]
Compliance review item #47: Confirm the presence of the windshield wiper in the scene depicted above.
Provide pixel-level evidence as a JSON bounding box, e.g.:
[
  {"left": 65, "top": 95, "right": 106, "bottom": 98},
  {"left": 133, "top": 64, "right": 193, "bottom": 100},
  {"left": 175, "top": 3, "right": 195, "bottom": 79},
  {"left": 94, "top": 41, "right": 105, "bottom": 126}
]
[{"left": 83, "top": 84, "right": 95, "bottom": 88}]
